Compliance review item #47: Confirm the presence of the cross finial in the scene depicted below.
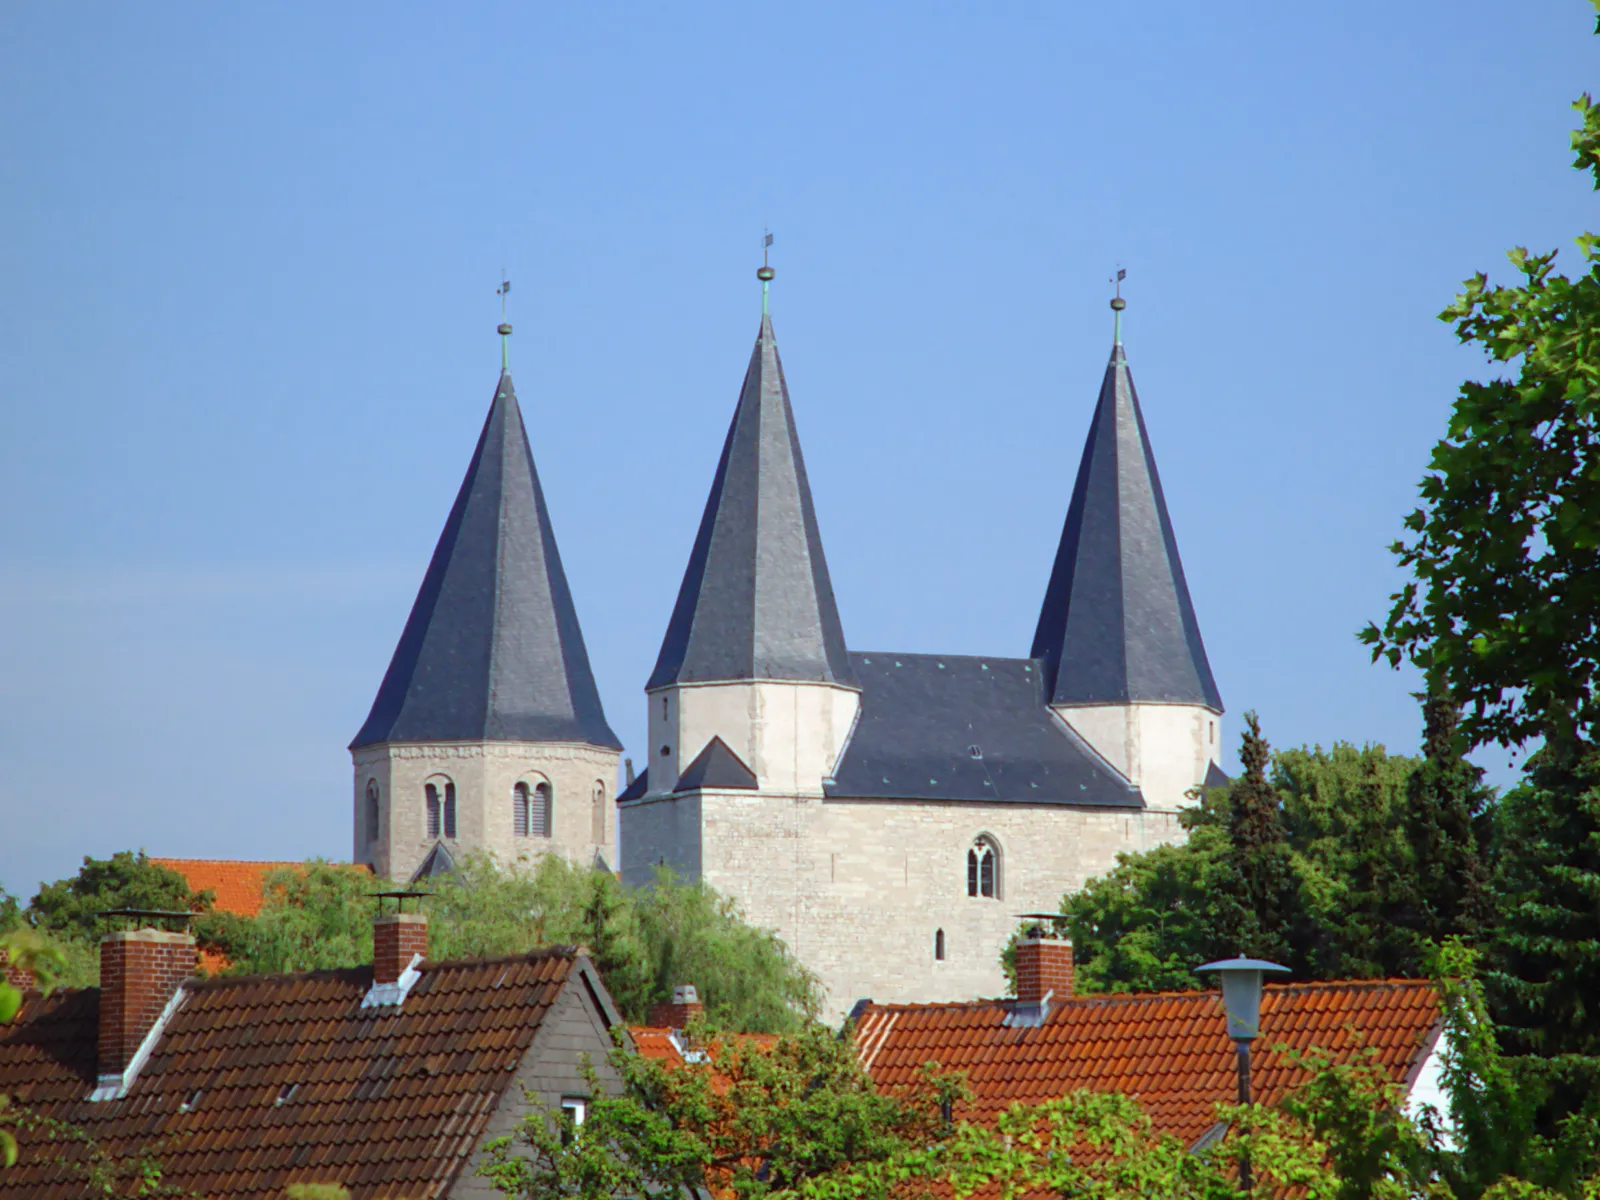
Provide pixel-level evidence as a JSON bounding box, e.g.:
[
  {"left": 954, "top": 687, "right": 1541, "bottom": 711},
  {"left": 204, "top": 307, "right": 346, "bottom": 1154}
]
[
  {"left": 758, "top": 230, "right": 775, "bottom": 316},
  {"left": 496, "top": 272, "right": 513, "bottom": 370},
  {"left": 1109, "top": 266, "right": 1127, "bottom": 345}
]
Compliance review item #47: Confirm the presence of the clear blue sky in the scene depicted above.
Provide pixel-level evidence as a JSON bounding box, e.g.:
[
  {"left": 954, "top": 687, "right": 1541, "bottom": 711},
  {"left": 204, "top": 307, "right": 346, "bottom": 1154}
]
[{"left": 1, "top": 3, "right": 1594, "bottom": 898}]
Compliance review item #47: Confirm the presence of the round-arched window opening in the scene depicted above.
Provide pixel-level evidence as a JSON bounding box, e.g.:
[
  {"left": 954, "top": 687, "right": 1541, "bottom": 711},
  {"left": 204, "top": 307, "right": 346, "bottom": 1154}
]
[
  {"left": 592, "top": 780, "right": 607, "bottom": 844},
  {"left": 533, "top": 782, "right": 553, "bottom": 838},
  {"left": 513, "top": 782, "right": 532, "bottom": 837},
  {"left": 966, "top": 836, "right": 1001, "bottom": 899},
  {"left": 934, "top": 929, "right": 946, "bottom": 961}
]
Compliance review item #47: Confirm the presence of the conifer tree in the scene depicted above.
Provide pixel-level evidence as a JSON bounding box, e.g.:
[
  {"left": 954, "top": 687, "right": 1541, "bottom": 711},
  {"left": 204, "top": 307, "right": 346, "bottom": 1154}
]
[
  {"left": 1225, "top": 712, "right": 1298, "bottom": 966},
  {"left": 1395, "top": 686, "right": 1493, "bottom": 948},
  {"left": 1487, "top": 733, "right": 1600, "bottom": 1125}
]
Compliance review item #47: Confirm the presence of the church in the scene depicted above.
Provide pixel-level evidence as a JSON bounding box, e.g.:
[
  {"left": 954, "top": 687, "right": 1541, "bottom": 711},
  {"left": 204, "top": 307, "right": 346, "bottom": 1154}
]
[{"left": 349, "top": 270, "right": 1224, "bottom": 1021}]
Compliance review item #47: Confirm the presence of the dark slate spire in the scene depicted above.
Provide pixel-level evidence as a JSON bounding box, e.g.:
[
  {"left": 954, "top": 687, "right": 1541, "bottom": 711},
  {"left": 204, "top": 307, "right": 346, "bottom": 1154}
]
[
  {"left": 648, "top": 302, "right": 854, "bottom": 690},
  {"left": 1031, "top": 313, "right": 1222, "bottom": 711},
  {"left": 351, "top": 365, "right": 621, "bottom": 750}
]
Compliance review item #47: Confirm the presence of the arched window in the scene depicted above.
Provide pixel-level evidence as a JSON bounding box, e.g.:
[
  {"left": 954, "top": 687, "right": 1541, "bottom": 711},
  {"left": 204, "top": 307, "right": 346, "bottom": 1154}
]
[
  {"left": 966, "top": 836, "right": 1001, "bottom": 899},
  {"left": 533, "top": 782, "right": 552, "bottom": 838},
  {"left": 425, "top": 784, "right": 441, "bottom": 839},
  {"left": 934, "top": 929, "right": 946, "bottom": 961},
  {"left": 365, "top": 780, "right": 380, "bottom": 845},
  {"left": 443, "top": 782, "right": 457, "bottom": 840},
  {"left": 592, "top": 780, "right": 607, "bottom": 843},
  {"left": 513, "top": 782, "right": 531, "bottom": 837}
]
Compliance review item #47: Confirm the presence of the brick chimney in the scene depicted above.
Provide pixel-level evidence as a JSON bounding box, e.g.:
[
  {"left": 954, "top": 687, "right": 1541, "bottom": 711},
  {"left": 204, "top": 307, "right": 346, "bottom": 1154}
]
[
  {"left": 1015, "top": 935, "right": 1073, "bottom": 1005},
  {"left": 647, "top": 984, "right": 704, "bottom": 1029},
  {"left": 373, "top": 912, "right": 428, "bottom": 985},
  {"left": 3, "top": 952, "right": 32, "bottom": 995},
  {"left": 98, "top": 928, "right": 195, "bottom": 1093}
]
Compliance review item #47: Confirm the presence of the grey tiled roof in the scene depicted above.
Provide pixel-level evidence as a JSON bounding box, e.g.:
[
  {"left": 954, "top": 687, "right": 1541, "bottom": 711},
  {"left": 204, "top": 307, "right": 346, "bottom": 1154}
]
[
  {"left": 1031, "top": 343, "right": 1222, "bottom": 712},
  {"left": 352, "top": 371, "right": 620, "bottom": 750},
  {"left": 824, "top": 652, "right": 1142, "bottom": 807},
  {"left": 647, "top": 314, "right": 854, "bottom": 690},
  {"left": 617, "top": 768, "right": 649, "bottom": 804},
  {"left": 674, "top": 736, "right": 758, "bottom": 792}
]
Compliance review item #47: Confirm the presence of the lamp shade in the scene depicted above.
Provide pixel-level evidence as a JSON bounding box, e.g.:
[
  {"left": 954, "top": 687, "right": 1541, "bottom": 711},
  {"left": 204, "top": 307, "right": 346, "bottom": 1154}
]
[{"left": 1196, "top": 956, "right": 1290, "bottom": 1041}]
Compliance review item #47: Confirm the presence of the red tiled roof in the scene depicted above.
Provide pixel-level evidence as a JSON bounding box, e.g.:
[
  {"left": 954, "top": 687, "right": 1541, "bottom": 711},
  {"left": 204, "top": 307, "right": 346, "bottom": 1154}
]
[
  {"left": 151, "top": 858, "right": 371, "bottom": 919},
  {"left": 854, "top": 979, "right": 1441, "bottom": 1147},
  {"left": 0, "top": 949, "right": 579, "bottom": 1198}
]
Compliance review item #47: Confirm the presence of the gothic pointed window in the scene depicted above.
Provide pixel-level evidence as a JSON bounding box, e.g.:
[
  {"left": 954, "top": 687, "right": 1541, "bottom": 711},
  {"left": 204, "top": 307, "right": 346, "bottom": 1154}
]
[
  {"left": 425, "top": 784, "right": 441, "bottom": 839},
  {"left": 592, "top": 781, "right": 606, "bottom": 843},
  {"left": 513, "top": 782, "right": 531, "bottom": 838},
  {"left": 967, "top": 836, "right": 1000, "bottom": 899},
  {"left": 365, "top": 780, "right": 380, "bottom": 845},
  {"left": 533, "top": 782, "right": 552, "bottom": 838},
  {"left": 443, "top": 782, "right": 457, "bottom": 840}
]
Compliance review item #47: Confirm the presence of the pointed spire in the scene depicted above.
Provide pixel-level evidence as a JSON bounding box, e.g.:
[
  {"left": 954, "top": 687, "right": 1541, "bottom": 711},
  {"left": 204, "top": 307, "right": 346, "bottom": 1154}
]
[
  {"left": 351, "top": 356, "right": 620, "bottom": 750},
  {"left": 648, "top": 266, "right": 853, "bottom": 689},
  {"left": 1030, "top": 298, "right": 1222, "bottom": 710}
]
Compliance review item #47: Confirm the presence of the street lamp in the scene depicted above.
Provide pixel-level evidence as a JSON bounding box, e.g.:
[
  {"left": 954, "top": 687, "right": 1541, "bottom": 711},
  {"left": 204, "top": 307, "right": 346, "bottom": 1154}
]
[{"left": 1197, "top": 956, "right": 1290, "bottom": 1195}]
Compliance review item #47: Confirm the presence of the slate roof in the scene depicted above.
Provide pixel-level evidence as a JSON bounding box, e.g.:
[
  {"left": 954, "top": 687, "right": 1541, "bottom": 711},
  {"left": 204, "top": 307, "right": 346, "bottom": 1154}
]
[
  {"left": 853, "top": 979, "right": 1440, "bottom": 1149},
  {"left": 675, "top": 737, "right": 758, "bottom": 792},
  {"left": 648, "top": 314, "right": 854, "bottom": 690},
  {"left": 1031, "top": 339, "right": 1222, "bottom": 712},
  {"left": 824, "top": 652, "right": 1142, "bottom": 807},
  {"left": 353, "top": 370, "right": 620, "bottom": 750},
  {"left": 0, "top": 948, "right": 583, "bottom": 1199},
  {"left": 617, "top": 767, "right": 649, "bottom": 804}
]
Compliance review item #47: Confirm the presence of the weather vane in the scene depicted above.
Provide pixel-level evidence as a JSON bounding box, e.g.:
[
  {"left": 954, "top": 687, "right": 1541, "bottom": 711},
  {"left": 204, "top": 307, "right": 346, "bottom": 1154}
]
[
  {"left": 1110, "top": 267, "right": 1127, "bottom": 344},
  {"left": 497, "top": 271, "right": 513, "bottom": 370},
  {"left": 758, "top": 230, "right": 775, "bottom": 314}
]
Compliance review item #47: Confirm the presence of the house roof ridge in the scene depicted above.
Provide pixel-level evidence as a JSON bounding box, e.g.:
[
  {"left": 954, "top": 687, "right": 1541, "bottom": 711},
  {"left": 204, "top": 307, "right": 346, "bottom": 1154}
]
[{"left": 860, "top": 976, "right": 1436, "bottom": 1014}]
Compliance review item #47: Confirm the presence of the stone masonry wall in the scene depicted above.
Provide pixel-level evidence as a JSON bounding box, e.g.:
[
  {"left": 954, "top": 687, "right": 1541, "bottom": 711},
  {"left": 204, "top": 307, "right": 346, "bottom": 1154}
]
[
  {"left": 353, "top": 742, "right": 622, "bottom": 883},
  {"left": 618, "top": 791, "right": 1189, "bottom": 1024}
]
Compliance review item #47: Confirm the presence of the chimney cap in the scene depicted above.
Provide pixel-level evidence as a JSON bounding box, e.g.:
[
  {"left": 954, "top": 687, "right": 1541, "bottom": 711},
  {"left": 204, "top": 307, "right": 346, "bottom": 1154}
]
[
  {"left": 96, "top": 908, "right": 194, "bottom": 932},
  {"left": 370, "top": 890, "right": 433, "bottom": 914}
]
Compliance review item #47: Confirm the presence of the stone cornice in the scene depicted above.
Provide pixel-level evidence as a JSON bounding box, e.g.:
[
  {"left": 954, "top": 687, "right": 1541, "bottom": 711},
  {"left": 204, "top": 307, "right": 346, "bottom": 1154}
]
[{"left": 353, "top": 742, "right": 620, "bottom": 768}]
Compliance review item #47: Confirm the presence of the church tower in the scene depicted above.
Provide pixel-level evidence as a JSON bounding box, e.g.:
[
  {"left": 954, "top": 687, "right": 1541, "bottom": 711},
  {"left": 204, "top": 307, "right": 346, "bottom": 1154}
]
[
  {"left": 641, "top": 265, "right": 859, "bottom": 804},
  {"left": 1030, "top": 295, "right": 1224, "bottom": 808},
  {"left": 351, "top": 322, "right": 622, "bottom": 883}
]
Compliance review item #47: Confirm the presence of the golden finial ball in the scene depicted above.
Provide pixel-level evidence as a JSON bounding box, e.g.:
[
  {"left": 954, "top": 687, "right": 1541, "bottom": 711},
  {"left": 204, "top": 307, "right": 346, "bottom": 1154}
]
[
  {"left": 1110, "top": 297, "right": 1126, "bottom": 311},
  {"left": 757, "top": 266, "right": 775, "bottom": 282},
  {"left": 498, "top": 322, "right": 513, "bottom": 335}
]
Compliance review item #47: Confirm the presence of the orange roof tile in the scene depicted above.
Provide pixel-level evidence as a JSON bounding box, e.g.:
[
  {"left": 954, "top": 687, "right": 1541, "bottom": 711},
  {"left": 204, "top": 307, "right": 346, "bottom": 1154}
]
[
  {"left": 853, "top": 980, "right": 1441, "bottom": 1148},
  {"left": 153, "top": 858, "right": 373, "bottom": 919},
  {"left": 0, "top": 948, "right": 581, "bottom": 1199}
]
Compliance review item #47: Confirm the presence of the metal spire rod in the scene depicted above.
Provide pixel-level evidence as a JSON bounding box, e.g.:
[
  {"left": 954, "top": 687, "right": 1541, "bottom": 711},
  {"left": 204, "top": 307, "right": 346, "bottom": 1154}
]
[
  {"left": 759, "top": 230, "right": 775, "bottom": 316},
  {"left": 497, "top": 273, "right": 512, "bottom": 370},
  {"left": 1110, "top": 266, "right": 1127, "bottom": 345}
]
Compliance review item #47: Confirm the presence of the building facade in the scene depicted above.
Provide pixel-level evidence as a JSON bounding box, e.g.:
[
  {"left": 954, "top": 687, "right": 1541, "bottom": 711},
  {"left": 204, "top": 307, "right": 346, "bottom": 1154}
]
[
  {"left": 618, "top": 281, "right": 1224, "bottom": 1021},
  {"left": 350, "top": 339, "right": 622, "bottom": 884}
]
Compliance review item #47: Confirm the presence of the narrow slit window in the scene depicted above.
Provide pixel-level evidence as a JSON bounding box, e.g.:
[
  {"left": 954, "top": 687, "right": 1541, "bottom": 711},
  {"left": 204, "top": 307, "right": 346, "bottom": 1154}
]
[
  {"left": 513, "top": 782, "right": 531, "bottom": 838},
  {"left": 365, "top": 780, "right": 380, "bottom": 845},
  {"left": 934, "top": 929, "right": 946, "bottom": 961},
  {"left": 533, "top": 782, "right": 552, "bottom": 838},
  {"left": 443, "top": 782, "right": 457, "bottom": 840},
  {"left": 592, "top": 781, "right": 606, "bottom": 843},
  {"left": 425, "top": 784, "right": 441, "bottom": 839}
]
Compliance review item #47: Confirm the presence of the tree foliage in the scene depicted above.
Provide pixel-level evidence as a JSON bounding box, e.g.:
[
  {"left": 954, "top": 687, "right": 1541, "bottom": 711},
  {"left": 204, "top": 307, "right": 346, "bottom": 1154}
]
[
  {"left": 198, "top": 853, "right": 819, "bottom": 1032},
  {"left": 1362, "top": 42, "right": 1600, "bottom": 749},
  {"left": 478, "top": 1024, "right": 1337, "bottom": 1200},
  {"left": 1061, "top": 726, "right": 1457, "bottom": 992}
]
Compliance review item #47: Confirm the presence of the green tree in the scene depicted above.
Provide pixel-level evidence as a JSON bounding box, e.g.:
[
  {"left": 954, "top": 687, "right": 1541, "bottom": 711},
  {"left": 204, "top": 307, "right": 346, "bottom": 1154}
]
[
  {"left": 1361, "top": 21, "right": 1600, "bottom": 750},
  {"left": 1486, "top": 736, "right": 1600, "bottom": 1131},
  {"left": 1059, "top": 738, "right": 1425, "bottom": 991},
  {"left": 1393, "top": 688, "right": 1494, "bottom": 951},
  {"left": 197, "top": 860, "right": 377, "bottom": 975},
  {"left": 1226, "top": 713, "right": 1298, "bottom": 964}
]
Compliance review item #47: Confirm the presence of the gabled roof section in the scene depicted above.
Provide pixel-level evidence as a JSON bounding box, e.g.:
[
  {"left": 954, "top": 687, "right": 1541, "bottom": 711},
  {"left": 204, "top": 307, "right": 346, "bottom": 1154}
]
[
  {"left": 617, "top": 768, "right": 649, "bottom": 804},
  {"left": 1031, "top": 340, "right": 1222, "bottom": 711},
  {"left": 854, "top": 979, "right": 1440, "bottom": 1148},
  {"left": 824, "top": 652, "right": 1142, "bottom": 807},
  {"left": 409, "top": 841, "right": 458, "bottom": 883},
  {"left": 352, "top": 371, "right": 620, "bottom": 750},
  {"left": 648, "top": 315, "right": 854, "bottom": 690},
  {"left": 0, "top": 948, "right": 584, "bottom": 1198},
  {"left": 674, "top": 736, "right": 758, "bottom": 793}
]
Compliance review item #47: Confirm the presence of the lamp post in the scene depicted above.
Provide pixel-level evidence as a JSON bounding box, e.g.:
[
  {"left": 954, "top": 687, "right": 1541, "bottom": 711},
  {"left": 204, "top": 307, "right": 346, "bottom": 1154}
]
[{"left": 1196, "top": 956, "right": 1290, "bottom": 1196}]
